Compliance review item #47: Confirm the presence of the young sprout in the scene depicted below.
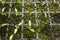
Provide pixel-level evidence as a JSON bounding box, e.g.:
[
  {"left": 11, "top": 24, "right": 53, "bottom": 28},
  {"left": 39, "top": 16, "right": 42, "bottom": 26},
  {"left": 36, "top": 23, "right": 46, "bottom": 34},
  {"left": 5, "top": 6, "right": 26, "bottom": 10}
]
[
  {"left": 28, "top": 20, "right": 32, "bottom": 29},
  {"left": 1, "top": 0, "right": 6, "bottom": 5},
  {"left": 15, "top": 8, "right": 18, "bottom": 13},
  {"left": 27, "top": 20, "right": 35, "bottom": 32},
  {"left": 44, "top": 13, "right": 47, "bottom": 17},
  {"left": 27, "top": 26, "right": 35, "bottom": 32},
  {"left": 9, "top": 34, "right": 14, "bottom": 40},
  {"left": 41, "top": 1, "right": 46, "bottom": 6},
  {"left": 1, "top": 7, "right": 6, "bottom": 15},
  {"left": 29, "top": 28, "right": 35, "bottom": 32},
  {"left": 14, "top": 25, "right": 19, "bottom": 34},
  {"left": 0, "top": 23, "right": 10, "bottom": 28},
  {"left": 18, "top": 21, "right": 23, "bottom": 26},
  {"left": 9, "top": 21, "right": 23, "bottom": 40},
  {"left": 1, "top": 23, "right": 9, "bottom": 26},
  {"left": 15, "top": 8, "right": 19, "bottom": 16},
  {"left": 14, "top": 21, "right": 23, "bottom": 34},
  {"left": 29, "top": 20, "right": 31, "bottom": 27},
  {"left": 2, "top": 7, "right": 5, "bottom": 12},
  {"left": 54, "top": 0, "right": 56, "bottom": 3}
]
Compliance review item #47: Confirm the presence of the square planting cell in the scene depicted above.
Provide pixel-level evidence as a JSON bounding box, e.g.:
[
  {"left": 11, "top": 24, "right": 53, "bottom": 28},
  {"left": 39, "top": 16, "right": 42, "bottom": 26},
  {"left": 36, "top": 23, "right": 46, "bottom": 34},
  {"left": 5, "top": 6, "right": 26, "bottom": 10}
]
[
  {"left": 12, "top": 3, "right": 22, "bottom": 12},
  {"left": 8, "top": 13, "right": 22, "bottom": 24},
  {"left": 36, "top": 2, "right": 47, "bottom": 12},
  {"left": 37, "top": 13, "right": 49, "bottom": 24},
  {"left": 50, "top": 13, "right": 60, "bottom": 23},
  {"left": 0, "top": 3, "right": 10, "bottom": 12},
  {"left": 49, "top": 3, "right": 60, "bottom": 11},
  {"left": 50, "top": 25, "right": 60, "bottom": 40},
  {"left": 23, "top": 25, "right": 36, "bottom": 37},
  {"left": 23, "top": 13, "right": 36, "bottom": 24},
  {"left": 24, "top": 3, "right": 35, "bottom": 13}
]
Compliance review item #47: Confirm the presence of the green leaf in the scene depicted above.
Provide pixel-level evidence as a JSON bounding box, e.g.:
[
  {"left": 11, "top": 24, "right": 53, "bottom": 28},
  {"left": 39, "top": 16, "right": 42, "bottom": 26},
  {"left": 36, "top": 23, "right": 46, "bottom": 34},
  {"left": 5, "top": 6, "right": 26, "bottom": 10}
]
[
  {"left": 9, "top": 34, "right": 14, "bottom": 40},
  {"left": 29, "top": 20, "right": 31, "bottom": 27},
  {"left": 1, "top": 0, "right": 6, "bottom": 5},
  {"left": 2, "top": 7, "right": 5, "bottom": 12},
  {"left": 15, "top": 8, "right": 18, "bottom": 13},
  {"left": 27, "top": 26, "right": 35, "bottom": 32},
  {"left": 1, "top": 7, "right": 6, "bottom": 15},
  {"left": 15, "top": 13, "right": 19, "bottom": 16},
  {"left": 15, "top": 8, "right": 19, "bottom": 16},
  {"left": 14, "top": 21, "right": 23, "bottom": 34},
  {"left": 9, "top": 21, "right": 23, "bottom": 40},
  {"left": 41, "top": 2, "right": 45, "bottom": 6},
  {"left": 0, "top": 23, "right": 10, "bottom": 28},
  {"left": 18, "top": 21, "right": 23, "bottom": 26},
  {"left": 14, "top": 28, "right": 18, "bottom": 34},
  {"left": 29, "top": 29, "right": 35, "bottom": 32},
  {"left": 1, "top": 13, "right": 6, "bottom": 15},
  {"left": 44, "top": 13, "right": 47, "bottom": 17}
]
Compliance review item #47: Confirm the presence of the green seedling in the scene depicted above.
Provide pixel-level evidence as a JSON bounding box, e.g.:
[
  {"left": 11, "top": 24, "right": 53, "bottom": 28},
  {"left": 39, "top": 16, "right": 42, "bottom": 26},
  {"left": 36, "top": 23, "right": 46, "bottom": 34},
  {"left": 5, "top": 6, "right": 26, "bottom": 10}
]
[
  {"left": 0, "top": 23, "right": 10, "bottom": 28},
  {"left": 2, "top": 7, "right": 5, "bottom": 12},
  {"left": 24, "top": 3, "right": 34, "bottom": 13},
  {"left": 9, "top": 34, "right": 14, "bottom": 40},
  {"left": 39, "top": 33, "right": 49, "bottom": 40},
  {"left": 1, "top": 0, "right": 6, "bottom": 5},
  {"left": 37, "top": 2, "right": 47, "bottom": 12},
  {"left": 41, "top": 1, "right": 46, "bottom": 6},
  {"left": 15, "top": 8, "right": 19, "bottom": 16},
  {"left": 1, "top": 7, "right": 6, "bottom": 15},
  {"left": 44, "top": 13, "right": 47, "bottom": 17},
  {"left": 9, "top": 21, "right": 23, "bottom": 40},
  {"left": 53, "top": 0, "right": 56, "bottom": 3},
  {"left": 29, "top": 20, "right": 31, "bottom": 27},
  {"left": 15, "top": 8, "right": 18, "bottom": 13},
  {"left": 26, "top": 20, "right": 35, "bottom": 32},
  {"left": 49, "top": 2, "right": 59, "bottom": 11}
]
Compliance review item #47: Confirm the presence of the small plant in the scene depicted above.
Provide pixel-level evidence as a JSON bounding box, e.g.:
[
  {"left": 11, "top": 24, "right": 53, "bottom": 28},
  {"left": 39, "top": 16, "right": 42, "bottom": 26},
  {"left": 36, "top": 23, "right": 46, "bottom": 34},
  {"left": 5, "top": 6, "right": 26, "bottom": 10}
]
[
  {"left": 49, "top": 2, "right": 60, "bottom": 11},
  {"left": 0, "top": 23, "right": 10, "bottom": 28},
  {"left": 9, "top": 21, "right": 23, "bottom": 40},
  {"left": 36, "top": 2, "right": 47, "bottom": 12},
  {"left": 1, "top": 0, "right": 6, "bottom": 5},
  {"left": 27, "top": 20, "right": 35, "bottom": 32},
  {"left": 37, "top": 13, "right": 49, "bottom": 24},
  {"left": 24, "top": 3, "right": 34, "bottom": 13}
]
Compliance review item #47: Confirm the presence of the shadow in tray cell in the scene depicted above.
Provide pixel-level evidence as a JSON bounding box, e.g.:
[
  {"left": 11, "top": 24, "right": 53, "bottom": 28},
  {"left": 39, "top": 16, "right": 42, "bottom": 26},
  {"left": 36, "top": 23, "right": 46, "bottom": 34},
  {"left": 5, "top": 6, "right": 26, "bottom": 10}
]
[
  {"left": 23, "top": 13, "right": 36, "bottom": 24},
  {"left": 36, "top": 2, "right": 47, "bottom": 12},
  {"left": 50, "top": 13, "right": 60, "bottom": 23},
  {"left": 12, "top": 3, "right": 22, "bottom": 12},
  {"left": 24, "top": 3, "right": 35, "bottom": 13}
]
